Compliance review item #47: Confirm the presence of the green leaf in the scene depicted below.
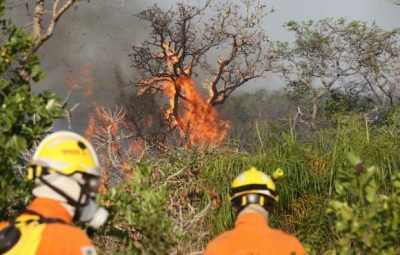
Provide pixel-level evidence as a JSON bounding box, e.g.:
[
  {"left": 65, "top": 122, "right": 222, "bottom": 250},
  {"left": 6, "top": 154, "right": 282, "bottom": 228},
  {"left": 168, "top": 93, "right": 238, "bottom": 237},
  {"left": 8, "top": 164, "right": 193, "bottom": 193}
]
[{"left": 5, "top": 135, "right": 27, "bottom": 152}]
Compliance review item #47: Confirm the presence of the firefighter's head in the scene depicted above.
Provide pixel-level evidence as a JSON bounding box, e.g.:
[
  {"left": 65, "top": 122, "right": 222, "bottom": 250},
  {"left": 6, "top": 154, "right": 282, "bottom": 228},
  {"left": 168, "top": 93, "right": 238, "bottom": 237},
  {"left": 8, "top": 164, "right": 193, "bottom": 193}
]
[
  {"left": 28, "top": 131, "right": 108, "bottom": 228},
  {"left": 228, "top": 167, "right": 284, "bottom": 216}
]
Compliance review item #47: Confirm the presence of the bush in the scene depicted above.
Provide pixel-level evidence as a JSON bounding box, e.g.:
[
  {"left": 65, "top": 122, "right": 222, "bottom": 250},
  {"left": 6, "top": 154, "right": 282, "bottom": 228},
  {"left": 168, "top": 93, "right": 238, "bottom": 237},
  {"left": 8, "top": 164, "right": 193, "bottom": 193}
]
[
  {"left": 0, "top": 0, "right": 64, "bottom": 219},
  {"left": 94, "top": 163, "right": 177, "bottom": 255},
  {"left": 94, "top": 112, "right": 400, "bottom": 253},
  {"left": 325, "top": 153, "right": 400, "bottom": 254}
]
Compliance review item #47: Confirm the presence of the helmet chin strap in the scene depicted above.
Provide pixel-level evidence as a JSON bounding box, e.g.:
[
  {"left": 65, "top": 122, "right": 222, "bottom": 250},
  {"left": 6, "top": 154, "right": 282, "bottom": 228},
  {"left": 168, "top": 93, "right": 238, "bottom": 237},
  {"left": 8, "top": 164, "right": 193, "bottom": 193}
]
[{"left": 38, "top": 176, "right": 88, "bottom": 221}]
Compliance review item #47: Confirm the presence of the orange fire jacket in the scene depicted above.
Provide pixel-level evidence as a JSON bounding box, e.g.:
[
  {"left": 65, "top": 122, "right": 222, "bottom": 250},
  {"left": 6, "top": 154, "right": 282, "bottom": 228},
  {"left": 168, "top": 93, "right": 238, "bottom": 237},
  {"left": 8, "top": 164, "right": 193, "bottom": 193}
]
[
  {"left": 204, "top": 213, "right": 306, "bottom": 255},
  {"left": 0, "top": 198, "right": 97, "bottom": 255}
]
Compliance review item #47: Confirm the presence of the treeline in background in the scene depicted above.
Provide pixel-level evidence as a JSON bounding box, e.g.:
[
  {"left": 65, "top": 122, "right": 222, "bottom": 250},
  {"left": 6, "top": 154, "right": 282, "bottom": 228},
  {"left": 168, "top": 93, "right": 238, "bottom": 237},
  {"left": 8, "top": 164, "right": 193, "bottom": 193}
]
[{"left": 1, "top": 0, "right": 400, "bottom": 254}]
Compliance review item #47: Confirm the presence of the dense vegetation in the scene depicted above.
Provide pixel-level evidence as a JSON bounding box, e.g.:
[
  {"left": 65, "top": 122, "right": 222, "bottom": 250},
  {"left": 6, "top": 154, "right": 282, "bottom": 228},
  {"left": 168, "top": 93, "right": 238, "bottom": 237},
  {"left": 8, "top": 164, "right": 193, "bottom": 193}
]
[
  {"left": 1, "top": 0, "right": 400, "bottom": 254},
  {"left": 0, "top": 0, "right": 64, "bottom": 218},
  {"left": 89, "top": 111, "right": 400, "bottom": 254}
]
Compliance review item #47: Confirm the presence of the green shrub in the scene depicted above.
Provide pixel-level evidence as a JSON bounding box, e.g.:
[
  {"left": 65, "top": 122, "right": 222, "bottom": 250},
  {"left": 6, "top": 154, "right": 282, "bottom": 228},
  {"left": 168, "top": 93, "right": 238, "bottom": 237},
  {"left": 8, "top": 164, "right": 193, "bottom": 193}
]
[
  {"left": 94, "top": 112, "right": 400, "bottom": 253},
  {"left": 325, "top": 153, "right": 400, "bottom": 255},
  {"left": 0, "top": 0, "right": 64, "bottom": 219},
  {"left": 95, "top": 163, "right": 177, "bottom": 255}
]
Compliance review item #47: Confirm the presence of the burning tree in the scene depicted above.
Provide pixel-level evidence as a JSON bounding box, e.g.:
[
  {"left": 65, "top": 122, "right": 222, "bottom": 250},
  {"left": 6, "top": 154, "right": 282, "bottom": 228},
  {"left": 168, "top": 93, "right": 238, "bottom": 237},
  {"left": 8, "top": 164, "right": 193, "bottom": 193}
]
[
  {"left": 85, "top": 105, "right": 152, "bottom": 188},
  {"left": 128, "top": 0, "right": 275, "bottom": 148}
]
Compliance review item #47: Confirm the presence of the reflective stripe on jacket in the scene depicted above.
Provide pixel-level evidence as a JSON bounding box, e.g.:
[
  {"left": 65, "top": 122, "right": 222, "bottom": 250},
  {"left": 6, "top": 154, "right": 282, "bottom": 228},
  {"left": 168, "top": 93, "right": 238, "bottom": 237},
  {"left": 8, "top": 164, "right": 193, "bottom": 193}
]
[
  {"left": 204, "top": 213, "right": 306, "bottom": 255},
  {"left": 0, "top": 198, "right": 96, "bottom": 255}
]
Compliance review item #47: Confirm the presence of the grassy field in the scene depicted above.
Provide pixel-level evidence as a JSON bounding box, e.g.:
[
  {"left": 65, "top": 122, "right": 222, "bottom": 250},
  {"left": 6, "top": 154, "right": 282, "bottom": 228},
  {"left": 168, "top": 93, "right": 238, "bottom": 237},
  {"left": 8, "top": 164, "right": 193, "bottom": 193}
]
[{"left": 93, "top": 112, "right": 400, "bottom": 254}]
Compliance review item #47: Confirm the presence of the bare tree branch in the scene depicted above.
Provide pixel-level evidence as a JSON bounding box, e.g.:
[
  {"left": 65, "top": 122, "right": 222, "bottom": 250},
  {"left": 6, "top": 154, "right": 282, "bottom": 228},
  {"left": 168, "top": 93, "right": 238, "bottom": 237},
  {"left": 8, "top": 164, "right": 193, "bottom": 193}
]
[
  {"left": 27, "top": 0, "right": 77, "bottom": 60},
  {"left": 129, "top": 0, "right": 274, "bottom": 147}
]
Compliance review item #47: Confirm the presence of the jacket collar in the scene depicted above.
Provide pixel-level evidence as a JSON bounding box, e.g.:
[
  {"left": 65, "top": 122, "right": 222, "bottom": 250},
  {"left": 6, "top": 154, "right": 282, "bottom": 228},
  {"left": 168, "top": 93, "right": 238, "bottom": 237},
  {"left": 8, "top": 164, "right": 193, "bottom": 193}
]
[
  {"left": 235, "top": 212, "right": 269, "bottom": 229},
  {"left": 26, "top": 198, "right": 73, "bottom": 224}
]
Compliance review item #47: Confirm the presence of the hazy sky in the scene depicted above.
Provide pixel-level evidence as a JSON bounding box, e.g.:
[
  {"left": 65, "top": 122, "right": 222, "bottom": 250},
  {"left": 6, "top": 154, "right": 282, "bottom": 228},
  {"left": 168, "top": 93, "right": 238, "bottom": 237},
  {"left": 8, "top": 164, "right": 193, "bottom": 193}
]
[
  {"left": 266, "top": 0, "right": 400, "bottom": 41},
  {"left": 259, "top": 0, "right": 400, "bottom": 91},
  {"left": 8, "top": 0, "right": 400, "bottom": 131}
]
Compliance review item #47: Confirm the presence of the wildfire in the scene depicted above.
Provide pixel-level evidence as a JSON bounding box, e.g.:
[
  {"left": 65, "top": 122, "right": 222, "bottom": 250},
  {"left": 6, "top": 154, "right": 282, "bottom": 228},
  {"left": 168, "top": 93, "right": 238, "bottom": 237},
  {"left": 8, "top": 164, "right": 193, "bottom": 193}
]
[
  {"left": 84, "top": 105, "right": 149, "bottom": 162},
  {"left": 128, "top": 139, "right": 146, "bottom": 158},
  {"left": 66, "top": 66, "right": 94, "bottom": 97},
  {"left": 85, "top": 113, "right": 97, "bottom": 139},
  {"left": 158, "top": 42, "right": 230, "bottom": 148},
  {"left": 162, "top": 76, "right": 229, "bottom": 147},
  {"left": 84, "top": 105, "right": 130, "bottom": 154},
  {"left": 84, "top": 105, "right": 141, "bottom": 191}
]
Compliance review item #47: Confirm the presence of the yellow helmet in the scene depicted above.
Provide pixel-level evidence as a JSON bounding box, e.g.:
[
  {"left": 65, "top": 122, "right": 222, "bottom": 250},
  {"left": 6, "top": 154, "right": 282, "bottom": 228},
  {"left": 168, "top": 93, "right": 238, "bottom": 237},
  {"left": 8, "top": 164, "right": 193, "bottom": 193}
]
[
  {"left": 28, "top": 131, "right": 100, "bottom": 179},
  {"left": 228, "top": 167, "right": 283, "bottom": 213}
]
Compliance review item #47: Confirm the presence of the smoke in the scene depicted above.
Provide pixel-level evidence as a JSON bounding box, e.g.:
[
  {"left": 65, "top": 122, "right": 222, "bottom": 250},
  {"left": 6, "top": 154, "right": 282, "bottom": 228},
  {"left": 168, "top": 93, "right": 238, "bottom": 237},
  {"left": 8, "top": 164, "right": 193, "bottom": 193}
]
[
  {"left": 7, "top": 0, "right": 400, "bottom": 133},
  {"left": 6, "top": 0, "right": 175, "bottom": 133}
]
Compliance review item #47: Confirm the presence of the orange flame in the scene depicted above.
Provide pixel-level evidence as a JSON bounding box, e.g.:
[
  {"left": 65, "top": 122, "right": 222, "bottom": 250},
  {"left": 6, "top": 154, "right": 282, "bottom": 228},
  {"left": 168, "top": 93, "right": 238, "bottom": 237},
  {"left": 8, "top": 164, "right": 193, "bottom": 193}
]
[
  {"left": 85, "top": 105, "right": 130, "bottom": 154},
  {"left": 156, "top": 42, "right": 229, "bottom": 147},
  {"left": 163, "top": 77, "right": 229, "bottom": 147},
  {"left": 84, "top": 113, "right": 96, "bottom": 139},
  {"left": 66, "top": 66, "right": 94, "bottom": 97},
  {"left": 84, "top": 104, "right": 142, "bottom": 192},
  {"left": 128, "top": 139, "right": 146, "bottom": 158}
]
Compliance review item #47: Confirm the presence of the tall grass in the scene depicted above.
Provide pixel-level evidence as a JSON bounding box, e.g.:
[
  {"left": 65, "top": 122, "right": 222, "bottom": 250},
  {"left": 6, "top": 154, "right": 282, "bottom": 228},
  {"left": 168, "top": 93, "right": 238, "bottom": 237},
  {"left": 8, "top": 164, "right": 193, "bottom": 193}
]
[
  {"left": 97, "top": 112, "right": 400, "bottom": 253},
  {"left": 199, "top": 114, "right": 400, "bottom": 252}
]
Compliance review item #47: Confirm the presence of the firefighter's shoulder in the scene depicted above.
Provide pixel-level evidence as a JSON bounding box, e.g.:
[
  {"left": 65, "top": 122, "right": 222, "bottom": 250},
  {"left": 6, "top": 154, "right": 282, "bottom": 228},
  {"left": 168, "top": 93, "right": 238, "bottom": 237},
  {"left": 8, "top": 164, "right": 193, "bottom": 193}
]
[{"left": 36, "top": 223, "right": 96, "bottom": 255}]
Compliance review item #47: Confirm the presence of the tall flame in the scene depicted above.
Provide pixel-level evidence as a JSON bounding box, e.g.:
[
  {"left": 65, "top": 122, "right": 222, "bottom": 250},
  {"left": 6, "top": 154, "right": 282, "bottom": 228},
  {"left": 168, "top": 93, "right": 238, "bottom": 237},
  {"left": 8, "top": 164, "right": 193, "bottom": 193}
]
[
  {"left": 157, "top": 43, "right": 230, "bottom": 147},
  {"left": 162, "top": 77, "right": 229, "bottom": 147}
]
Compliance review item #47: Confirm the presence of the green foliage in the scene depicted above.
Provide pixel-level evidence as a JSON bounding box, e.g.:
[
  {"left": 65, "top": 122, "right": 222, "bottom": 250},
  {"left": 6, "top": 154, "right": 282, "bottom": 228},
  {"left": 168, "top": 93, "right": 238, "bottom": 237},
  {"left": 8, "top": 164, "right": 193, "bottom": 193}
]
[
  {"left": 325, "top": 153, "right": 400, "bottom": 255},
  {"left": 319, "top": 90, "right": 374, "bottom": 118},
  {"left": 221, "top": 89, "right": 296, "bottom": 149},
  {"left": 276, "top": 18, "right": 400, "bottom": 123},
  {"left": 1, "top": 6, "right": 399, "bottom": 253},
  {"left": 0, "top": 0, "right": 64, "bottom": 219},
  {"left": 93, "top": 111, "right": 400, "bottom": 253},
  {"left": 96, "top": 164, "right": 177, "bottom": 255}
]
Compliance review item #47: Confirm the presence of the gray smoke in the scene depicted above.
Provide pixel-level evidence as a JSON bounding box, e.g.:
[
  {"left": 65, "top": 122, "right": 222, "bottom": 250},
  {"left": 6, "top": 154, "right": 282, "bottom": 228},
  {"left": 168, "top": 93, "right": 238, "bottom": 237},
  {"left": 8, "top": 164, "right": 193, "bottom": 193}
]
[
  {"left": 5, "top": 0, "right": 400, "bottom": 133},
  {"left": 6, "top": 0, "right": 170, "bottom": 132}
]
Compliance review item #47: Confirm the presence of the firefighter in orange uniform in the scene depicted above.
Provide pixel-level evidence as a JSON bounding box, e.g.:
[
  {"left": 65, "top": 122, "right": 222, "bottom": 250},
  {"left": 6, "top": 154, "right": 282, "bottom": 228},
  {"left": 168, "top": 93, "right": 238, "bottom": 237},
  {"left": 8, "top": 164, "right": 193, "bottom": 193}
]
[
  {"left": 0, "top": 131, "right": 108, "bottom": 255},
  {"left": 204, "top": 167, "right": 306, "bottom": 255}
]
